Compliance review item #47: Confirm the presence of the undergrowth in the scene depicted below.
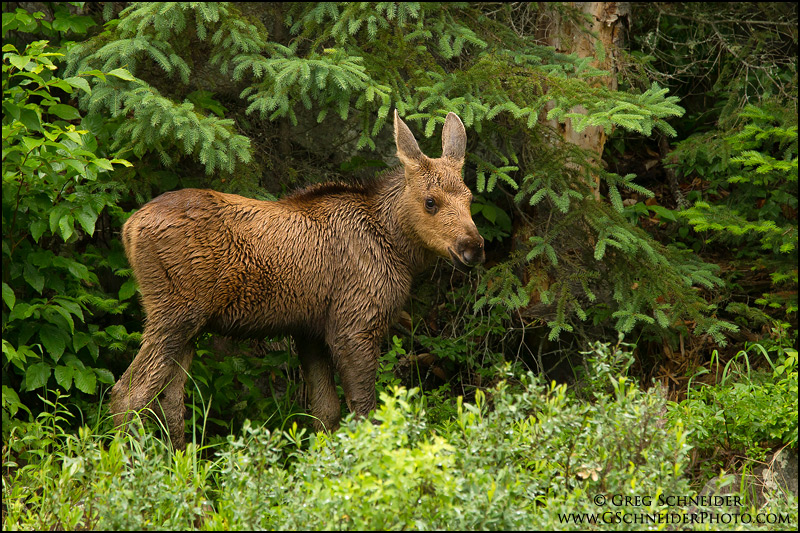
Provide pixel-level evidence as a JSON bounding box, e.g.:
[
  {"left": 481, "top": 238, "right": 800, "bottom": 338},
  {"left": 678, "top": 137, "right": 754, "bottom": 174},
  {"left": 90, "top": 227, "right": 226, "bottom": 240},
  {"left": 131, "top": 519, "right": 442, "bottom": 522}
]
[{"left": 2, "top": 340, "right": 796, "bottom": 531}]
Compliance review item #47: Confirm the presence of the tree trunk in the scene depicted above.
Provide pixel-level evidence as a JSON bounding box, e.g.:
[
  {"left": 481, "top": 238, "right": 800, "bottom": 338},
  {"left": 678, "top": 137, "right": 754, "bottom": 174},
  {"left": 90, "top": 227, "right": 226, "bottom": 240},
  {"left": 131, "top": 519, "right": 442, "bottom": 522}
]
[
  {"left": 514, "top": 3, "right": 630, "bottom": 313},
  {"left": 539, "top": 2, "right": 630, "bottom": 199}
]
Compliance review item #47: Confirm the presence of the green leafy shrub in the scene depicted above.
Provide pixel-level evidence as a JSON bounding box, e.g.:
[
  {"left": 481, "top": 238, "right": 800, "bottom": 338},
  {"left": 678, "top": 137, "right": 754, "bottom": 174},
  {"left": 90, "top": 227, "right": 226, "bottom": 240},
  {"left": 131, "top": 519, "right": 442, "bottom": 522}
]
[
  {"left": 2, "top": 32, "right": 134, "bottom": 429},
  {"left": 414, "top": 280, "right": 510, "bottom": 380},
  {"left": 668, "top": 342, "right": 798, "bottom": 469},
  {"left": 3, "top": 409, "right": 215, "bottom": 530},
  {"left": 376, "top": 335, "right": 404, "bottom": 394},
  {"left": 4, "top": 340, "right": 796, "bottom": 530},
  {"left": 212, "top": 341, "right": 694, "bottom": 530},
  {"left": 185, "top": 336, "right": 304, "bottom": 438}
]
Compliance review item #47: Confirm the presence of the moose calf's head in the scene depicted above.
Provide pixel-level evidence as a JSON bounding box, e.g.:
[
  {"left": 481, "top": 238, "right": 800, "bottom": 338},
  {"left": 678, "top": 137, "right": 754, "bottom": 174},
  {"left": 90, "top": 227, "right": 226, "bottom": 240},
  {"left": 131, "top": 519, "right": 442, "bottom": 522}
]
[{"left": 394, "top": 110, "right": 485, "bottom": 271}]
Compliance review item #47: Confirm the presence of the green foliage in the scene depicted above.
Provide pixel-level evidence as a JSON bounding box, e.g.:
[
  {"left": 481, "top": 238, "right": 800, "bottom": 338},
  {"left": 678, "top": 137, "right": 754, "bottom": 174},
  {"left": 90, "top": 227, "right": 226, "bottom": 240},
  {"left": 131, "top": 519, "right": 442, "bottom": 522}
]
[
  {"left": 629, "top": 3, "right": 796, "bottom": 132},
  {"left": 5, "top": 339, "right": 796, "bottom": 530},
  {"left": 4, "top": 408, "right": 216, "bottom": 530},
  {"left": 668, "top": 341, "right": 798, "bottom": 471},
  {"left": 414, "top": 280, "right": 510, "bottom": 379},
  {"left": 2, "top": 5, "right": 96, "bottom": 39},
  {"left": 64, "top": 2, "right": 254, "bottom": 175},
  {"left": 470, "top": 194, "right": 512, "bottom": 242},
  {"left": 376, "top": 335, "right": 404, "bottom": 394},
  {"left": 487, "top": 161, "right": 736, "bottom": 344},
  {"left": 626, "top": 3, "right": 797, "bottom": 346},
  {"left": 475, "top": 260, "right": 532, "bottom": 312},
  {"left": 674, "top": 104, "right": 798, "bottom": 321},
  {"left": 547, "top": 81, "right": 683, "bottom": 137},
  {"left": 2, "top": 342, "right": 718, "bottom": 530},
  {"left": 488, "top": 129, "right": 736, "bottom": 343},
  {"left": 184, "top": 336, "right": 304, "bottom": 438},
  {"left": 2, "top": 35, "right": 136, "bottom": 427}
]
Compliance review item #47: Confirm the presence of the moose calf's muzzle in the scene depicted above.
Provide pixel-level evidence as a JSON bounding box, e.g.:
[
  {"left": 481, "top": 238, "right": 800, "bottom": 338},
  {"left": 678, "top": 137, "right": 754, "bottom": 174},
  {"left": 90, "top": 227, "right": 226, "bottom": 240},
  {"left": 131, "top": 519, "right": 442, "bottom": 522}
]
[{"left": 452, "top": 233, "right": 485, "bottom": 271}]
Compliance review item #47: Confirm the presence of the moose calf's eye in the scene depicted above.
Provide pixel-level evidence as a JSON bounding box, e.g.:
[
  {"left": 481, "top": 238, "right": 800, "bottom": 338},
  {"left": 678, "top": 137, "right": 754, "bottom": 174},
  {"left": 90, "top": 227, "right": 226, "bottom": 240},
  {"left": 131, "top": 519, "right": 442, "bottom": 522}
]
[{"left": 425, "top": 197, "right": 437, "bottom": 213}]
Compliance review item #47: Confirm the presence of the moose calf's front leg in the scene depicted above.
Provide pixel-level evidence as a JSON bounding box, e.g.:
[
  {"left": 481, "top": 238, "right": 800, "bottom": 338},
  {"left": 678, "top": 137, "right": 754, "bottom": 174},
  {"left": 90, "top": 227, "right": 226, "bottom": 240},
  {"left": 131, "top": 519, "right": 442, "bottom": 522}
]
[{"left": 330, "top": 332, "right": 379, "bottom": 419}]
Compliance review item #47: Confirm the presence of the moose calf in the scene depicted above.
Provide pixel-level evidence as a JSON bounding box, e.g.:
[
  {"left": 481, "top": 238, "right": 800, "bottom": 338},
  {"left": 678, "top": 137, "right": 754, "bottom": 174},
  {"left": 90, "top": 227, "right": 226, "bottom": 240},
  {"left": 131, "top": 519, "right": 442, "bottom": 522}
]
[{"left": 110, "top": 110, "right": 485, "bottom": 447}]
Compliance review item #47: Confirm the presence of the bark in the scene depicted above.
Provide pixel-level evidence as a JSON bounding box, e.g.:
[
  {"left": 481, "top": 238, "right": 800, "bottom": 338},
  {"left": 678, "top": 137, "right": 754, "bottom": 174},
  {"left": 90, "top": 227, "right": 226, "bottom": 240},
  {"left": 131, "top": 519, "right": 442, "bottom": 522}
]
[{"left": 539, "top": 2, "right": 630, "bottom": 199}]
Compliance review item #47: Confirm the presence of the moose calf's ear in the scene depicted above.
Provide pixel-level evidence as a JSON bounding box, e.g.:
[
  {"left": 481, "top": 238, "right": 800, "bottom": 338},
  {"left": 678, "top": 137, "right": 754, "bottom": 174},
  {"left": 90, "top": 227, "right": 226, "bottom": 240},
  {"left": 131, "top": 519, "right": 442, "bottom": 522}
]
[
  {"left": 394, "top": 109, "right": 424, "bottom": 167},
  {"left": 441, "top": 112, "right": 466, "bottom": 163}
]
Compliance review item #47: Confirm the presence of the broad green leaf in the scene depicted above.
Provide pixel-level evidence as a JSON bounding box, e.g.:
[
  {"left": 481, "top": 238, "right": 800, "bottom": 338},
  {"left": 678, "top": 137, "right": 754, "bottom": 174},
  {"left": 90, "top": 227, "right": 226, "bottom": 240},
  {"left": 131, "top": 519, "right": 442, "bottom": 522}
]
[
  {"left": 118, "top": 279, "right": 137, "bottom": 300},
  {"left": 649, "top": 205, "right": 678, "bottom": 222},
  {"left": 481, "top": 203, "right": 497, "bottom": 224},
  {"left": 64, "top": 76, "right": 91, "bottom": 94},
  {"left": 54, "top": 297, "right": 84, "bottom": 322},
  {"left": 105, "top": 324, "right": 128, "bottom": 340},
  {"left": 48, "top": 103, "right": 81, "bottom": 121},
  {"left": 2, "top": 385, "right": 31, "bottom": 418},
  {"left": 86, "top": 340, "right": 99, "bottom": 360},
  {"left": 39, "top": 325, "right": 67, "bottom": 361},
  {"left": 30, "top": 219, "right": 47, "bottom": 242},
  {"left": 23, "top": 262, "right": 45, "bottom": 293},
  {"left": 91, "top": 158, "right": 113, "bottom": 171},
  {"left": 54, "top": 365, "right": 74, "bottom": 390},
  {"left": 74, "top": 367, "right": 96, "bottom": 394},
  {"left": 21, "top": 136, "right": 44, "bottom": 151},
  {"left": 52, "top": 14, "right": 95, "bottom": 34},
  {"left": 47, "top": 305, "right": 75, "bottom": 334},
  {"left": 8, "top": 54, "right": 31, "bottom": 70},
  {"left": 2, "top": 339, "right": 19, "bottom": 362},
  {"left": 49, "top": 204, "right": 69, "bottom": 235},
  {"left": 94, "top": 368, "right": 115, "bottom": 385},
  {"left": 75, "top": 204, "right": 98, "bottom": 235},
  {"left": 8, "top": 302, "right": 34, "bottom": 322},
  {"left": 58, "top": 213, "right": 75, "bottom": 241},
  {"left": 2, "top": 282, "right": 14, "bottom": 310},
  {"left": 107, "top": 68, "right": 135, "bottom": 81},
  {"left": 25, "top": 362, "right": 51, "bottom": 391},
  {"left": 64, "top": 159, "right": 86, "bottom": 175},
  {"left": 49, "top": 79, "right": 74, "bottom": 93},
  {"left": 61, "top": 259, "right": 91, "bottom": 282},
  {"left": 72, "top": 331, "right": 91, "bottom": 352},
  {"left": 18, "top": 107, "right": 41, "bottom": 131},
  {"left": 80, "top": 69, "right": 106, "bottom": 80}
]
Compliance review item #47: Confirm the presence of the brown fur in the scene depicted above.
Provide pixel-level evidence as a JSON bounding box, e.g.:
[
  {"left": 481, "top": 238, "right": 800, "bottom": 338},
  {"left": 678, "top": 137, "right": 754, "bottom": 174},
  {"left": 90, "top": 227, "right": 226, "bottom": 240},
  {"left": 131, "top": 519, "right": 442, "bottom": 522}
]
[{"left": 110, "top": 111, "right": 484, "bottom": 447}]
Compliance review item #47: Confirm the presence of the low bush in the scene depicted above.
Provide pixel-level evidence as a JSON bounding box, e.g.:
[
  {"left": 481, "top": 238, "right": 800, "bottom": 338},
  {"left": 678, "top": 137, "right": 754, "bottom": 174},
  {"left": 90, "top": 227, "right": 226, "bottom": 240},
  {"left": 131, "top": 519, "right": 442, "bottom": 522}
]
[
  {"left": 668, "top": 340, "right": 798, "bottom": 475},
  {"left": 12, "top": 341, "right": 794, "bottom": 531}
]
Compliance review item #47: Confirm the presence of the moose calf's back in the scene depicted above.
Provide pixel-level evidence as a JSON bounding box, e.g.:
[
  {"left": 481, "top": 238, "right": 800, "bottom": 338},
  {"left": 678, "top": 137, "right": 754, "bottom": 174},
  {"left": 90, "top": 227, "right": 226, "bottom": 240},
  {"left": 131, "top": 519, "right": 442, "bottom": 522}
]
[
  {"left": 122, "top": 187, "right": 407, "bottom": 338},
  {"left": 111, "top": 111, "right": 484, "bottom": 448}
]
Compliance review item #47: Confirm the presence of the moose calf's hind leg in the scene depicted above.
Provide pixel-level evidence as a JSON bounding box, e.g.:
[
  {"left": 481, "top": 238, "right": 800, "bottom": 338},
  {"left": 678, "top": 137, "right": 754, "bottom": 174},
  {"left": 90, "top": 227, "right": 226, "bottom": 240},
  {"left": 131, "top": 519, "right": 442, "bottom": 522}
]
[
  {"left": 154, "top": 344, "right": 195, "bottom": 449},
  {"left": 296, "top": 337, "right": 341, "bottom": 432},
  {"left": 110, "top": 333, "right": 165, "bottom": 432}
]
